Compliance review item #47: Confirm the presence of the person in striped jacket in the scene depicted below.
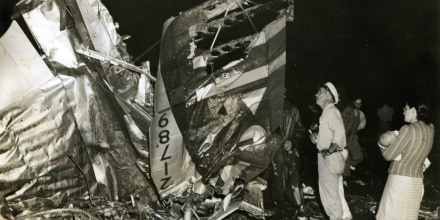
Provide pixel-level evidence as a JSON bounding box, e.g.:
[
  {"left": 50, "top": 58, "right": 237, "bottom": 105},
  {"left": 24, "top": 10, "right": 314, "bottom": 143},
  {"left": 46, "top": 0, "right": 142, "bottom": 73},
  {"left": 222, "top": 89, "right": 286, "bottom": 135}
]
[{"left": 376, "top": 98, "right": 434, "bottom": 220}]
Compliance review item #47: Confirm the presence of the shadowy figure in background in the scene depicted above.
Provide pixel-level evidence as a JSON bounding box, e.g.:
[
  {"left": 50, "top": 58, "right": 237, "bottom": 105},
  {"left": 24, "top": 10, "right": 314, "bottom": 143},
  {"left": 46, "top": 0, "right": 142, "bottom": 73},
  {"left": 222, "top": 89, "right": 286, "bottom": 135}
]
[
  {"left": 300, "top": 104, "right": 320, "bottom": 191},
  {"left": 263, "top": 101, "right": 306, "bottom": 219},
  {"left": 337, "top": 99, "right": 361, "bottom": 185},
  {"left": 310, "top": 82, "right": 352, "bottom": 220},
  {"left": 353, "top": 98, "right": 366, "bottom": 133},
  {"left": 347, "top": 98, "right": 366, "bottom": 185},
  {"left": 376, "top": 99, "right": 434, "bottom": 220},
  {"left": 377, "top": 100, "right": 394, "bottom": 137},
  {"left": 337, "top": 93, "right": 366, "bottom": 186}
]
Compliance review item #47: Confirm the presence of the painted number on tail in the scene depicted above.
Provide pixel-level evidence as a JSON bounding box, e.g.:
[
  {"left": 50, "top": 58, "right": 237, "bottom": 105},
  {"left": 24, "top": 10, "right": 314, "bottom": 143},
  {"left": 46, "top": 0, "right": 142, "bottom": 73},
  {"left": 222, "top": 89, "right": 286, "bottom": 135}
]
[{"left": 157, "top": 112, "right": 173, "bottom": 189}]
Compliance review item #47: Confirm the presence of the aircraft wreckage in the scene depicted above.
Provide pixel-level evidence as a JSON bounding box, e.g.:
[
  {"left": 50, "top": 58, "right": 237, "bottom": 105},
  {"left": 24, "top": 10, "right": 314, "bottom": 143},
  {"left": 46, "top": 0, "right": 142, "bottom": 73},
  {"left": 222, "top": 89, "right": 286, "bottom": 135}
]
[{"left": 0, "top": 0, "right": 296, "bottom": 219}]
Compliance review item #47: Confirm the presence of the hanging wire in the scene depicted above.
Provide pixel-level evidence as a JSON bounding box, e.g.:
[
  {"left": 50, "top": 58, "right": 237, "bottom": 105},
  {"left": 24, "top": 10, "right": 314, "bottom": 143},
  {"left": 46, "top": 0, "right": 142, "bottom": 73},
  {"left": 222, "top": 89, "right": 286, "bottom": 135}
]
[
  {"left": 234, "top": 0, "right": 258, "bottom": 33},
  {"left": 68, "top": 154, "right": 97, "bottom": 207},
  {"left": 133, "top": 39, "right": 161, "bottom": 63},
  {"left": 210, "top": 3, "right": 232, "bottom": 50}
]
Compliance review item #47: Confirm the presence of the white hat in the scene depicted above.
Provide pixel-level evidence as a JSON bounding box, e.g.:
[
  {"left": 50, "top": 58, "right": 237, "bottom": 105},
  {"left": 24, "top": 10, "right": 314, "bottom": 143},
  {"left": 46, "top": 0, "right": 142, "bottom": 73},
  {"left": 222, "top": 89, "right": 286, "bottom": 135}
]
[{"left": 323, "top": 82, "right": 339, "bottom": 104}]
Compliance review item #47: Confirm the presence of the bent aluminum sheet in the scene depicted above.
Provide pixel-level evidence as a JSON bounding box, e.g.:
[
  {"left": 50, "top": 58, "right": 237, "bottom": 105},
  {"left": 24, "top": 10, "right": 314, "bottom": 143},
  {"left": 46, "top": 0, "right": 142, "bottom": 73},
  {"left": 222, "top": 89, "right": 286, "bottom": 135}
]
[
  {"left": 1, "top": 0, "right": 155, "bottom": 217},
  {"left": 0, "top": 21, "right": 54, "bottom": 110},
  {"left": 1, "top": 22, "right": 86, "bottom": 212}
]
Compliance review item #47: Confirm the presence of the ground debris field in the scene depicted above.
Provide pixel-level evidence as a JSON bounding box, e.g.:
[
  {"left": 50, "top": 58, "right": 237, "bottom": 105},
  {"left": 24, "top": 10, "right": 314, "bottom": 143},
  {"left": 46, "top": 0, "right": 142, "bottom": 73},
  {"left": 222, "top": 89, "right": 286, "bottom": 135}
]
[{"left": 2, "top": 134, "right": 438, "bottom": 220}]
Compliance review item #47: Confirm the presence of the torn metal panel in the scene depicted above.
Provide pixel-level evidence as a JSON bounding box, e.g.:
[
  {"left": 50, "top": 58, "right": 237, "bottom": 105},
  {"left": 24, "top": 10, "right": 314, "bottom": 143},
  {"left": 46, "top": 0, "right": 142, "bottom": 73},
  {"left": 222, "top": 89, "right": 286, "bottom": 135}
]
[
  {"left": 0, "top": 75, "right": 85, "bottom": 213},
  {"left": 0, "top": 21, "right": 54, "bottom": 110},
  {"left": 75, "top": 46, "right": 156, "bottom": 81},
  {"left": 67, "top": 0, "right": 121, "bottom": 57},
  {"left": 19, "top": 0, "right": 80, "bottom": 69},
  {"left": 1, "top": 0, "right": 156, "bottom": 218},
  {"left": 149, "top": 0, "right": 289, "bottom": 219},
  {"left": 0, "top": 23, "right": 88, "bottom": 210},
  {"left": 2, "top": 0, "right": 296, "bottom": 219},
  {"left": 152, "top": 0, "right": 287, "bottom": 193}
]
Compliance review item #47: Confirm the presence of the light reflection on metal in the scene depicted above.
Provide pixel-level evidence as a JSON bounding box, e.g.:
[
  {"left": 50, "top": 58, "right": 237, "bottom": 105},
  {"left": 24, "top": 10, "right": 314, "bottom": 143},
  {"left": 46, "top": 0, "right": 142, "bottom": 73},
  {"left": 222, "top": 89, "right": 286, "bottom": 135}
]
[
  {"left": 1, "top": 0, "right": 295, "bottom": 219},
  {"left": 0, "top": 21, "right": 54, "bottom": 110},
  {"left": 1, "top": 0, "right": 156, "bottom": 218},
  {"left": 19, "top": 0, "right": 80, "bottom": 69},
  {"left": 75, "top": 46, "right": 156, "bottom": 81}
]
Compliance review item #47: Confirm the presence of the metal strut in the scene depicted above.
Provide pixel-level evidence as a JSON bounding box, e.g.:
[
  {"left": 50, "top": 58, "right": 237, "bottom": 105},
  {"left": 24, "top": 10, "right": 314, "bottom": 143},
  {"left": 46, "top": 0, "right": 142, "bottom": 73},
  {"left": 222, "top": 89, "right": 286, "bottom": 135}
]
[{"left": 75, "top": 46, "right": 156, "bottom": 82}]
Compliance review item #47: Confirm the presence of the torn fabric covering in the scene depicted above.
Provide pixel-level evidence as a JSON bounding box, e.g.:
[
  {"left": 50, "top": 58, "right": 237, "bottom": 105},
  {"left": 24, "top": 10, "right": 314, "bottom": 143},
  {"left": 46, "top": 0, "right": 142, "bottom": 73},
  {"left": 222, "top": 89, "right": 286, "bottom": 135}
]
[
  {"left": 151, "top": 0, "right": 287, "bottom": 198},
  {"left": 1, "top": 0, "right": 156, "bottom": 217}
]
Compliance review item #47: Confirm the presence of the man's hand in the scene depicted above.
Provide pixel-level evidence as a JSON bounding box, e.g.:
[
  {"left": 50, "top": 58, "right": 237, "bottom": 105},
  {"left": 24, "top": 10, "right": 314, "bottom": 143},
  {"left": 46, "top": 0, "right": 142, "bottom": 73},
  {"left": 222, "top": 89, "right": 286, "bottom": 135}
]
[
  {"left": 309, "top": 133, "right": 317, "bottom": 144},
  {"left": 309, "top": 129, "right": 317, "bottom": 144},
  {"left": 328, "top": 143, "right": 340, "bottom": 154},
  {"left": 320, "top": 149, "right": 330, "bottom": 158},
  {"left": 321, "top": 143, "right": 341, "bottom": 158}
]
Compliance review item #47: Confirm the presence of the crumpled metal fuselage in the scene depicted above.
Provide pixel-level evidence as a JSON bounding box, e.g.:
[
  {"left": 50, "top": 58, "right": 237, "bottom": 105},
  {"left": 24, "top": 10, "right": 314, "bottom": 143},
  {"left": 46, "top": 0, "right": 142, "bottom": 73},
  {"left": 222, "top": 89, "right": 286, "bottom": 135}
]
[
  {"left": 150, "top": 0, "right": 288, "bottom": 218},
  {"left": 0, "top": 0, "right": 290, "bottom": 218},
  {"left": 0, "top": 0, "right": 156, "bottom": 218}
]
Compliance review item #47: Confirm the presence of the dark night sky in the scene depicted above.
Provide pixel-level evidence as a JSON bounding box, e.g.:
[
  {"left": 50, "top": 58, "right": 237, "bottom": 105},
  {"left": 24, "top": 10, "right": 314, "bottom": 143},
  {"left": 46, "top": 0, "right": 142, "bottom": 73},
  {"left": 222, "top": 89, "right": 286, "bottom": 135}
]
[
  {"left": 1, "top": 0, "right": 438, "bottom": 119},
  {"left": 102, "top": 0, "right": 439, "bottom": 115}
]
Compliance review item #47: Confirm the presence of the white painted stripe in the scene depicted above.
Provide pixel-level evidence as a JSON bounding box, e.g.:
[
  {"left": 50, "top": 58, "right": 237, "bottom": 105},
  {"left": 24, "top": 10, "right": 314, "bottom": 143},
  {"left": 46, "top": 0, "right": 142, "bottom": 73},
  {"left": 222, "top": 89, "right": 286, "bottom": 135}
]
[
  {"left": 153, "top": 71, "right": 171, "bottom": 113},
  {"left": 252, "top": 32, "right": 266, "bottom": 47},
  {"left": 223, "top": 65, "right": 268, "bottom": 91},
  {"left": 241, "top": 88, "right": 266, "bottom": 115},
  {"left": 264, "top": 15, "right": 286, "bottom": 42},
  {"left": 268, "top": 51, "right": 286, "bottom": 74},
  {"left": 252, "top": 15, "right": 286, "bottom": 47},
  {"left": 198, "top": 51, "right": 285, "bottom": 100}
]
